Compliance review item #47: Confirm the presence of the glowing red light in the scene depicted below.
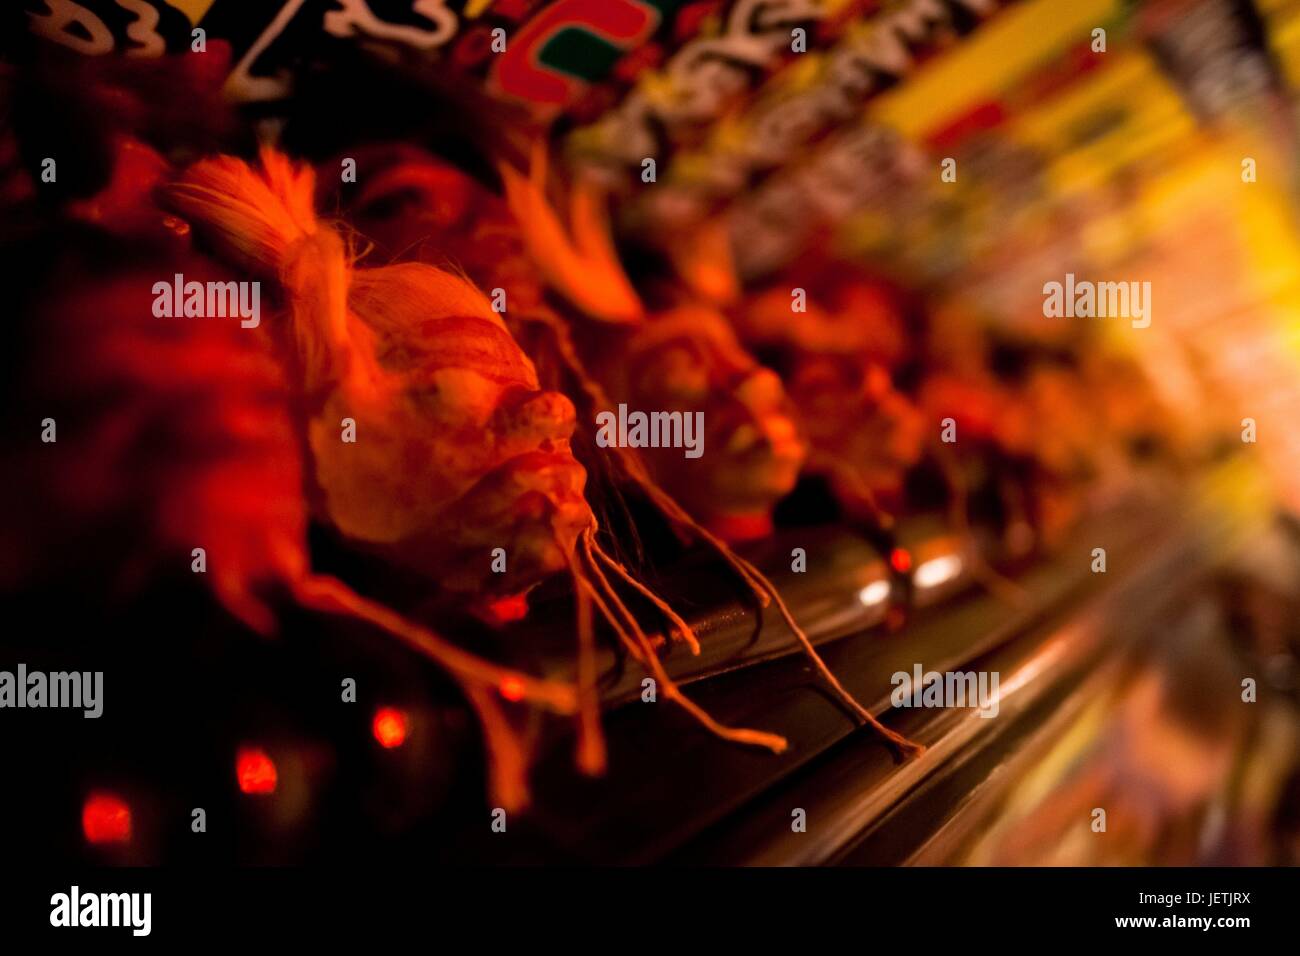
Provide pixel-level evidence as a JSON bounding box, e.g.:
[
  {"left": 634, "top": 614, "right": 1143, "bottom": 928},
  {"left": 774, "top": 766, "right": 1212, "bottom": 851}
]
[
  {"left": 82, "top": 792, "right": 131, "bottom": 844},
  {"left": 890, "top": 548, "right": 912, "bottom": 574},
  {"left": 236, "top": 747, "right": 278, "bottom": 794},
  {"left": 484, "top": 593, "right": 529, "bottom": 624},
  {"left": 372, "top": 707, "right": 409, "bottom": 749},
  {"left": 499, "top": 677, "right": 526, "bottom": 702}
]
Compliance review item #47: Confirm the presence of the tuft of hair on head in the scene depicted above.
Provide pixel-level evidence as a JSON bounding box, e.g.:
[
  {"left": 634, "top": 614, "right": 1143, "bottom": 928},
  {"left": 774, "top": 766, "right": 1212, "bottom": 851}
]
[
  {"left": 163, "top": 147, "right": 363, "bottom": 395},
  {"left": 668, "top": 217, "right": 741, "bottom": 307},
  {"left": 164, "top": 148, "right": 517, "bottom": 400},
  {"left": 162, "top": 146, "right": 321, "bottom": 275},
  {"left": 499, "top": 142, "right": 644, "bottom": 325}
]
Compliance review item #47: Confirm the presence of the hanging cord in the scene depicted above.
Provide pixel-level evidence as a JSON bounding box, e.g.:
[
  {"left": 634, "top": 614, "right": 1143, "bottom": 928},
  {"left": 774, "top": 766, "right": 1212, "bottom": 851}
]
[
  {"left": 522, "top": 308, "right": 924, "bottom": 759},
  {"left": 289, "top": 571, "right": 576, "bottom": 811},
  {"left": 810, "top": 450, "right": 899, "bottom": 531},
  {"left": 566, "top": 526, "right": 608, "bottom": 776},
  {"left": 402, "top": 145, "right": 922, "bottom": 759},
  {"left": 578, "top": 527, "right": 788, "bottom": 752}
]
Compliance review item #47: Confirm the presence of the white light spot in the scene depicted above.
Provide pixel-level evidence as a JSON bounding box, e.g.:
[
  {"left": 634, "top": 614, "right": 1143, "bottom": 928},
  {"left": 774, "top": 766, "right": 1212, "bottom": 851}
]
[
  {"left": 914, "top": 554, "right": 964, "bottom": 590},
  {"left": 858, "top": 579, "right": 891, "bottom": 607}
]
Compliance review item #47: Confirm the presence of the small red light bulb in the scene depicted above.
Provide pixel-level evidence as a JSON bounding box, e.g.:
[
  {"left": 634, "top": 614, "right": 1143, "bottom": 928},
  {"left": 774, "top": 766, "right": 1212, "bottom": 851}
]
[
  {"left": 82, "top": 792, "right": 131, "bottom": 844},
  {"left": 372, "top": 707, "right": 409, "bottom": 749},
  {"left": 890, "top": 547, "right": 912, "bottom": 574},
  {"left": 236, "top": 747, "right": 278, "bottom": 794}
]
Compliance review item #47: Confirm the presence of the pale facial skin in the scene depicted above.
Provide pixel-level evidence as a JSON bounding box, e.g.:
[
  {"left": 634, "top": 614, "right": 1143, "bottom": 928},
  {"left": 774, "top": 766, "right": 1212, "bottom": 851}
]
[
  {"left": 307, "top": 267, "right": 594, "bottom": 603},
  {"left": 617, "top": 306, "right": 807, "bottom": 540}
]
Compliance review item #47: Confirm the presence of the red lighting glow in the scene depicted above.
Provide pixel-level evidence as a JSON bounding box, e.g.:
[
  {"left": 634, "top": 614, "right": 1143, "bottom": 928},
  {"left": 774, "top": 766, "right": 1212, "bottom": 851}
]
[
  {"left": 484, "top": 593, "right": 530, "bottom": 624},
  {"left": 890, "top": 547, "right": 912, "bottom": 573},
  {"left": 82, "top": 792, "right": 131, "bottom": 844},
  {"left": 236, "top": 746, "right": 278, "bottom": 794},
  {"left": 499, "top": 677, "right": 526, "bottom": 702},
  {"left": 372, "top": 707, "right": 409, "bottom": 749}
]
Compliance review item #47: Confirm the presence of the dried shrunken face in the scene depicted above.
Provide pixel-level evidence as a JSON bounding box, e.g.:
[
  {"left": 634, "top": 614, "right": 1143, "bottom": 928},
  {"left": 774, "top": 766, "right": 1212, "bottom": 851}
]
[
  {"left": 741, "top": 281, "right": 909, "bottom": 364},
  {"left": 162, "top": 147, "right": 594, "bottom": 620},
  {"left": 306, "top": 265, "right": 593, "bottom": 601},
  {"left": 919, "top": 368, "right": 1025, "bottom": 454},
  {"left": 790, "top": 357, "right": 925, "bottom": 498},
  {"left": 617, "top": 306, "right": 806, "bottom": 537}
]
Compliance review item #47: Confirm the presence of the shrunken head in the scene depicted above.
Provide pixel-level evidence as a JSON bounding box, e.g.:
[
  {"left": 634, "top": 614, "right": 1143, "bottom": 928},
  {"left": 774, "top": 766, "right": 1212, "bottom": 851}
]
[
  {"left": 166, "top": 150, "right": 594, "bottom": 608},
  {"left": 615, "top": 305, "right": 807, "bottom": 541}
]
